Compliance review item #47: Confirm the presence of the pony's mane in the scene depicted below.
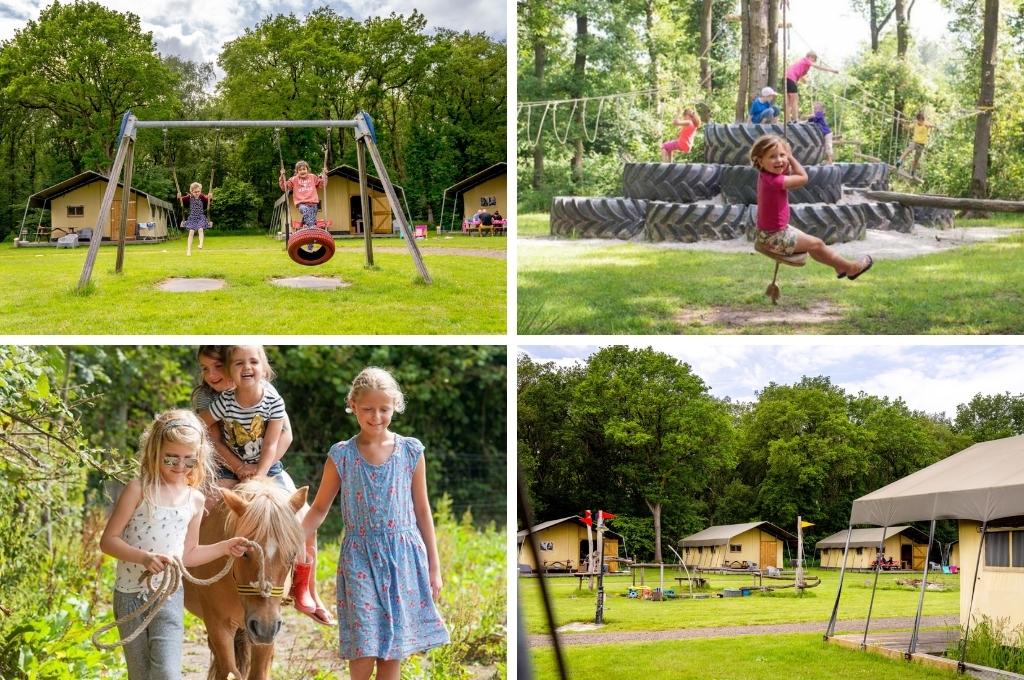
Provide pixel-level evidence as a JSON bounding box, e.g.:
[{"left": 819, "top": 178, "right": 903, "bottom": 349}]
[{"left": 223, "top": 479, "right": 303, "bottom": 560}]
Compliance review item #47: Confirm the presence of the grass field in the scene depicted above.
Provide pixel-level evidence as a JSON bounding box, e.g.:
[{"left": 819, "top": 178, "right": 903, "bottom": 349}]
[
  {"left": 0, "top": 232, "right": 506, "bottom": 334},
  {"left": 530, "top": 633, "right": 963, "bottom": 679},
  {"left": 519, "top": 569, "right": 959, "bottom": 634},
  {"left": 517, "top": 212, "right": 1024, "bottom": 334}
]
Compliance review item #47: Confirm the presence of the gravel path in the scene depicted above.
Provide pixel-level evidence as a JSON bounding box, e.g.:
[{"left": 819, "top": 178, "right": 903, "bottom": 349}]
[{"left": 527, "top": 614, "right": 958, "bottom": 647}]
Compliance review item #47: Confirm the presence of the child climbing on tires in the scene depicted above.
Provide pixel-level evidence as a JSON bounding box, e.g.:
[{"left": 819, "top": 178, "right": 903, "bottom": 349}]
[
  {"left": 751, "top": 134, "right": 872, "bottom": 279},
  {"left": 660, "top": 108, "right": 702, "bottom": 162}
]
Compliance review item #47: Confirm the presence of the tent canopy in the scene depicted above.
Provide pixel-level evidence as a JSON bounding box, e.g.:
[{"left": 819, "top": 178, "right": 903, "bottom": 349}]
[
  {"left": 678, "top": 521, "right": 795, "bottom": 547},
  {"left": 814, "top": 526, "right": 927, "bottom": 550},
  {"left": 850, "top": 434, "right": 1024, "bottom": 526}
]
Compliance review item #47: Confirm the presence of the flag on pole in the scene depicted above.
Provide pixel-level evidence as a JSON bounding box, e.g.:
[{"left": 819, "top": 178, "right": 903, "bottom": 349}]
[
  {"left": 582, "top": 510, "right": 592, "bottom": 527},
  {"left": 800, "top": 520, "right": 814, "bottom": 528},
  {"left": 599, "top": 510, "right": 617, "bottom": 521}
]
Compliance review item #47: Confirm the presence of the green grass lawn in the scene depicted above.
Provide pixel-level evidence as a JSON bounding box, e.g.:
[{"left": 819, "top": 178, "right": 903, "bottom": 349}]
[
  {"left": 519, "top": 569, "right": 959, "bottom": 634},
  {"left": 517, "top": 212, "right": 1024, "bottom": 334},
  {"left": 530, "top": 633, "right": 962, "bottom": 679},
  {"left": 0, "top": 232, "right": 506, "bottom": 334}
]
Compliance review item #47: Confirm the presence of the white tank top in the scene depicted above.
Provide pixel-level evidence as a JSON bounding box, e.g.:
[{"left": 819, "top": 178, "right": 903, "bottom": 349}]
[{"left": 114, "top": 488, "right": 194, "bottom": 593}]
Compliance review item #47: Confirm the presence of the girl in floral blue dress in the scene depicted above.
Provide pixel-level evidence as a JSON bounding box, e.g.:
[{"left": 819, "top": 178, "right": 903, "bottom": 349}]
[{"left": 303, "top": 367, "right": 449, "bottom": 678}]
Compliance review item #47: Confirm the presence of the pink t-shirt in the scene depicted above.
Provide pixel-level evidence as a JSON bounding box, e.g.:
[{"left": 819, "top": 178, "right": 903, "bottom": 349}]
[
  {"left": 676, "top": 122, "right": 699, "bottom": 153},
  {"left": 280, "top": 173, "right": 326, "bottom": 205},
  {"left": 786, "top": 57, "right": 813, "bottom": 82},
  {"left": 757, "top": 171, "right": 789, "bottom": 231}
]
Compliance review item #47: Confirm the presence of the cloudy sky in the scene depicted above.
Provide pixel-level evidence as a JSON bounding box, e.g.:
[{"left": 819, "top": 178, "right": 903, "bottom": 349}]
[
  {"left": 0, "top": 0, "right": 507, "bottom": 67},
  {"left": 522, "top": 342, "right": 1024, "bottom": 419}
]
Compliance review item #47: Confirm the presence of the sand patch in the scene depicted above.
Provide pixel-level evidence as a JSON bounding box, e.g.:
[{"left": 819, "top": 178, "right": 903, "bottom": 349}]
[
  {"left": 270, "top": 275, "right": 350, "bottom": 290},
  {"left": 156, "top": 277, "right": 225, "bottom": 292},
  {"left": 677, "top": 301, "right": 844, "bottom": 329}
]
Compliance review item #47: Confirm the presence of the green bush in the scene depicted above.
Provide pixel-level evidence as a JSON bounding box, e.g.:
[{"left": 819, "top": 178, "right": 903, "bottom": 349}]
[
  {"left": 208, "top": 176, "right": 262, "bottom": 230},
  {"left": 949, "top": 615, "right": 1024, "bottom": 673}
]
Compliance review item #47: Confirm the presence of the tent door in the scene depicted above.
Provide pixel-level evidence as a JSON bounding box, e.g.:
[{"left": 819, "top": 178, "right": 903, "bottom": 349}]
[
  {"left": 911, "top": 544, "right": 927, "bottom": 570},
  {"left": 760, "top": 540, "right": 777, "bottom": 568},
  {"left": 110, "top": 198, "right": 137, "bottom": 240}
]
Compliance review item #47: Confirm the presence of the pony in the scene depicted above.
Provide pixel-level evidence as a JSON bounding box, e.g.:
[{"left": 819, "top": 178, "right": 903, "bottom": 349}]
[{"left": 184, "top": 478, "right": 307, "bottom": 680}]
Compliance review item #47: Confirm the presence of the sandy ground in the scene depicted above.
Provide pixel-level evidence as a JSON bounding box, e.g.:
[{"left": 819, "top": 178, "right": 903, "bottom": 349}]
[{"left": 520, "top": 225, "right": 1022, "bottom": 262}]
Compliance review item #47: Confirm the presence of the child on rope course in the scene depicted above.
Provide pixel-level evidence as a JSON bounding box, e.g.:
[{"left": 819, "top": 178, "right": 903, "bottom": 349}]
[
  {"left": 660, "top": 108, "right": 702, "bottom": 162},
  {"left": 750, "top": 87, "right": 781, "bottom": 124},
  {"left": 279, "top": 160, "right": 327, "bottom": 229},
  {"left": 807, "top": 101, "right": 834, "bottom": 164},
  {"left": 785, "top": 51, "right": 838, "bottom": 120},
  {"left": 896, "top": 111, "right": 935, "bottom": 179},
  {"left": 99, "top": 410, "right": 249, "bottom": 679},
  {"left": 198, "top": 345, "right": 335, "bottom": 626},
  {"left": 751, "top": 134, "right": 872, "bottom": 279},
  {"left": 178, "top": 182, "right": 210, "bottom": 256},
  {"left": 302, "top": 367, "right": 450, "bottom": 679}
]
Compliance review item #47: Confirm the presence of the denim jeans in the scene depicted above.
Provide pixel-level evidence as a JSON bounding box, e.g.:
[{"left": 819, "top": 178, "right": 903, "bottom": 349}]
[{"left": 113, "top": 587, "right": 184, "bottom": 680}]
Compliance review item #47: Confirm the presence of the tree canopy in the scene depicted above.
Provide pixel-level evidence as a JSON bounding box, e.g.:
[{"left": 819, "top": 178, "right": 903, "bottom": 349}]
[{"left": 0, "top": 3, "right": 506, "bottom": 241}]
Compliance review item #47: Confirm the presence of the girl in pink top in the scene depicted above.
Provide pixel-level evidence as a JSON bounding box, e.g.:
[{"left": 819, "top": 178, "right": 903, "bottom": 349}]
[
  {"left": 751, "top": 135, "right": 872, "bottom": 279},
  {"left": 785, "top": 51, "right": 838, "bottom": 121},
  {"left": 660, "top": 109, "right": 702, "bottom": 162},
  {"left": 279, "top": 160, "right": 328, "bottom": 229}
]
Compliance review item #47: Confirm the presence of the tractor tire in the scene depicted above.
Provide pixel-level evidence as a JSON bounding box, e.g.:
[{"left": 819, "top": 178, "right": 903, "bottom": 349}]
[
  {"left": 747, "top": 203, "right": 866, "bottom": 244},
  {"left": 550, "top": 196, "right": 648, "bottom": 240},
  {"left": 859, "top": 201, "right": 915, "bottom": 233},
  {"left": 719, "top": 165, "right": 843, "bottom": 205},
  {"left": 912, "top": 206, "right": 956, "bottom": 229},
  {"left": 622, "top": 162, "right": 723, "bottom": 202},
  {"left": 287, "top": 228, "right": 336, "bottom": 266},
  {"left": 834, "top": 162, "right": 890, "bottom": 190},
  {"left": 703, "top": 122, "right": 825, "bottom": 166},
  {"left": 645, "top": 202, "right": 751, "bottom": 242}
]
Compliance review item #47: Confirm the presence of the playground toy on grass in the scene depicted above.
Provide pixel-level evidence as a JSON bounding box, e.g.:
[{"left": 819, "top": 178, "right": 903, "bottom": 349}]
[{"left": 76, "top": 111, "right": 431, "bottom": 290}]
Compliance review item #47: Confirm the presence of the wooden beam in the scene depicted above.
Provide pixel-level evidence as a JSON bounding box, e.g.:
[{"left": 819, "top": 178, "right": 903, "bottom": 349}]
[
  {"left": 78, "top": 117, "right": 135, "bottom": 290},
  {"left": 864, "top": 190, "right": 1024, "bottom": 213},
  {"left": 115, "top": 138, "right": 135, "bottom": 273},
  {"left": 360, "top": 123, "right": 432, "bottom": 284},
  {"left": 355, "top": 138, "right": 374, "bottom": 268}
]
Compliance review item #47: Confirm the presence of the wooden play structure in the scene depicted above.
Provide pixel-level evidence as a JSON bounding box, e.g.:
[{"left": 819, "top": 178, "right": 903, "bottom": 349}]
[{"left": 76, "top": 111, "right": 431, "bottom": 289}]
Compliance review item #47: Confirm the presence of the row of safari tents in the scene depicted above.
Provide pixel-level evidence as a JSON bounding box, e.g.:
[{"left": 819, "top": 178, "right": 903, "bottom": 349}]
[{"left": 15, "top": 164, "right": 507, "bottom": 245}]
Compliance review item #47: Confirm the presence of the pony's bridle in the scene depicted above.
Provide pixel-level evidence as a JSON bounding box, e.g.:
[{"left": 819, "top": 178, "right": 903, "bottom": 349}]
[{"left": 232, "top": 541, "right": 294, "bottom": 603}]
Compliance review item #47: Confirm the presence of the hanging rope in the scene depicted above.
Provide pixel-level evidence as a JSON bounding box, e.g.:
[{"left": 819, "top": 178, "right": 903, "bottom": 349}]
[
  {"left": 163, "top": 128, "right": 183, "bottom": 199},
  {"left": 208, "top": 128, "right": 221, "bottom": 196},
  {"left": 91, "top": 539, "right": 269, "bottom": 651},
  {"left": 321, "top": 127, "right": 331, "bottom": 224},
  {"left": 551, "top": 101, "right": 577, "bottom": 145},
  {"left": 582, "top": 98, "right": 606, "bottom": 144}
]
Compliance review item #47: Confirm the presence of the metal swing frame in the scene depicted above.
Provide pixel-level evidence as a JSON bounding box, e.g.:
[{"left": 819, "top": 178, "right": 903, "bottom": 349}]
[{"left": 77, "top": 111, "right": 431, "bottom": 290}]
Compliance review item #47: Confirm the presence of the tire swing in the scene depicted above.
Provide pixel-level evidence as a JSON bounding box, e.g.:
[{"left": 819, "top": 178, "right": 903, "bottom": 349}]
[{"left": 279, "top": 128, "right": 335, "bottom": 266}]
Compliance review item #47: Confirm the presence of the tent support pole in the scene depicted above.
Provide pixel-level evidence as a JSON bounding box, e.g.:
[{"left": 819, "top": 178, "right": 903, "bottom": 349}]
[
  {"left": 958, "top": 521, "right": 988, "bottom": 674},
  {"left": 861, "top": 525, "right": 889, "bottom": 649},
  {"left": 907, "top": 518, "right": 936, "bottom": 658},
  {"left": 825, "top": 524, "right": 854, "bottom": 639}
]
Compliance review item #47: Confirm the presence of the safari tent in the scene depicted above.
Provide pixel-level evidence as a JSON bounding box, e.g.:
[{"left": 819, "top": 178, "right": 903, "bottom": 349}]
[
  {"left": 678, "top": 522, "right": 794, "bottom": 570},
  {"left": 17, "top": 171, "right": 173, "bottom": 244},
  {"left": 827, "top": 434, "right": 1024, "bottom": 649},
  {"left": 271, "top": 165, "right": 407, "bottom": 237},
  {"left": 816, "top": 526, "right": 929, "bottom": 569},
  {"left": 517, "top": 515, "right": 623, "bottom": 574},
  {"left": 439, "top": 163, "right": 507, "bottom": 231}
]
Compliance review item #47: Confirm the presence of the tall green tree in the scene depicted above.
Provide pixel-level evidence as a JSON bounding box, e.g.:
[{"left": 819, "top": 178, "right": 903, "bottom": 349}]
[
  {"left": 0, "top": 1, "right": 176, "bottom": 172},
  {"left": 571, "top": 346, "right": 734, "bottom": 562},
  {"left": 953, "top": 392, "right": 1024, "bottom": 441}
]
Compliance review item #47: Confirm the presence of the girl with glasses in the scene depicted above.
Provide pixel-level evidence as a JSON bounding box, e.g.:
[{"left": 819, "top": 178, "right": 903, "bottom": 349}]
[{"left": 99, "top": 409, "right": 249, "bottom": 679}]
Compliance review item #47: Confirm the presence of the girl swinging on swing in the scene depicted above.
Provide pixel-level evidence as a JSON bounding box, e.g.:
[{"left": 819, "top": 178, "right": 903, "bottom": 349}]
[{"left": 279, "top": 160, "right": 328, "bottom": 230}]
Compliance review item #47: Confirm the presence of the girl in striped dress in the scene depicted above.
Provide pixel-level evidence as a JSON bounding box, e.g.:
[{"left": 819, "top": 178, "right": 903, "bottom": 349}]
[{"left": 178, "top": 182, "right": 211, "bottom": 256}]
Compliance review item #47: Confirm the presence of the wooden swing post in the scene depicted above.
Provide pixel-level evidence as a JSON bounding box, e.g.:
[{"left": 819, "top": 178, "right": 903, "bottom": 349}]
[{"left": 863, "top": 190, "right": 1024, "bottom": 213}]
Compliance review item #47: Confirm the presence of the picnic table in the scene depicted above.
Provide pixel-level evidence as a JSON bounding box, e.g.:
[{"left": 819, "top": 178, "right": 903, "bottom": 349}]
[{"left": 462, "top": 218, "right": 506, "bottom": 236}]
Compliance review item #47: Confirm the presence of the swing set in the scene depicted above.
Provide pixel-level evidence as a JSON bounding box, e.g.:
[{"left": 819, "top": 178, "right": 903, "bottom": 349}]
[{"left": 77, "top": 110, "right": 431, "bottom": 291}]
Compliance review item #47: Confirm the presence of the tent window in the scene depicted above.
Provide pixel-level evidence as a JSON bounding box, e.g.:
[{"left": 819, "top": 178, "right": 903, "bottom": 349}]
[
  {"left": 698, "top": 546, "right": 703, "bottom": 554},
  {"left": 1013, "top": 532, "right": 1024, "bottom": 568},
  {"left": 730, "top": 544, "right": 742, "bottom": 553},
  {"left": 985, "top": 532, "right": 1010, "bottom": 567},
  {"left": 67, "top": 205, "right": 84, "bottom": 217},
  {"left": 855, "top": 547, "right": 863, "bottom": 555}
]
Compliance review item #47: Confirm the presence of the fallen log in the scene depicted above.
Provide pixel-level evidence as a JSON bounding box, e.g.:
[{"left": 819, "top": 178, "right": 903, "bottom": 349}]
[{"left": 863, "top": 190, "right": 1024, "bottom": 213}]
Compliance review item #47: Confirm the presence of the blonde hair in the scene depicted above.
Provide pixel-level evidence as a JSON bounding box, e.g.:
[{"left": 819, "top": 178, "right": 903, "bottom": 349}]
[
  {"left": 138, "top": 409, "right": 214, "bottom": 509},
  {"left": 294, "top": 160, "right": 310, "bottom": 173},
  {"left": 806, "top": 51, "right": 818, "bottom": 61},
  {"left": 347, "top": 367, "right": 406, "bottom": 413},
  {"left": 683, "top": 108, "right": 702, "bottom": 127},
  {"left": 750, "top": 134, "right": 789, "bottom": 170},
  {"left": 189, "top": 182, "right": 202, "bottom": 192},
  {"left": 226, "top": 345, "right": 276, "bottom": 382}
]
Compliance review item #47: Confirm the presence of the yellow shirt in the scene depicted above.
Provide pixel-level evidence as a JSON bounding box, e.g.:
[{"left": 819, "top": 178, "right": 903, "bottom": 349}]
[{"left": 912, "top": 122, "right": 930, "bottom": 145}]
